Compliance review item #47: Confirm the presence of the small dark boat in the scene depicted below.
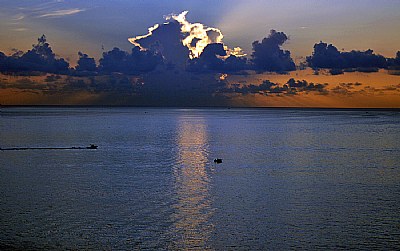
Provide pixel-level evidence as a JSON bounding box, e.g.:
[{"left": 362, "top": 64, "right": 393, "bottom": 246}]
[
  {"left": 86, "top": 144, "right": 98, "bottom": 149},
  {"left": 214, "top": 158, "right": 223, "bottom": 164}
]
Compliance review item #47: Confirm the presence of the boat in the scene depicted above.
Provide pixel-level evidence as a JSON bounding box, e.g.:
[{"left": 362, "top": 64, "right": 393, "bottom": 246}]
[{"left": 86, "top": 144, "right": 98, "bottom": 149}]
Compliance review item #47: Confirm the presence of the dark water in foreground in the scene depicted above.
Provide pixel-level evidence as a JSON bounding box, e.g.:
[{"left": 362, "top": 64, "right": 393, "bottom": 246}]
[{"left": 1, "top": 108, "right": 400, "bottom": 250}]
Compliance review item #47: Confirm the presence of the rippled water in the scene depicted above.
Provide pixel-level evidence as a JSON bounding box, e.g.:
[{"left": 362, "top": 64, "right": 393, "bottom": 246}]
[{"left": 1, "top": 107, "right": 400, "bottom": 250}]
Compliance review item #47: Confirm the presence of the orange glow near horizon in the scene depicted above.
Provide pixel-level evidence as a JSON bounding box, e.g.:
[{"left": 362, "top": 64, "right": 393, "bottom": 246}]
[{"left": 0, "top": 70, "right": 399, "bottom": 107}]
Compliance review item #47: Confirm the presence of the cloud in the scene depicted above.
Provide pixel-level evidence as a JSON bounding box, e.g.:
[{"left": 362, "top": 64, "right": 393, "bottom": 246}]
[
  {"left": 388, "top": 51, "right": 400, "bottom": 69},
  {"left": 98, "top": 46, "right": 162, "bottom": 74},
  {"left": 128, "top": 24, "right": 159, "bottom": 49},
  {"left": 331, "top": 85, "right": 353, "bottom": 96},
  {"left": 0, "top": 35, "right": 69, "bottom": 74},
  {"left": 327, "top": 82, "right": 400, "bottom": 97},
  {"left": 224, "top": 79, "right": 328, "bottom": 96},
  {"left": 75, "top": 52, "right": 97, "bottom": 72},
  {"left": 187, "top": 43, "right": 249, "bottom": 73},
  {"left": 12, "top": 14, "right": 25, "bottom": 21},
  {"left": 27, "top": 0, "right": 66, "bottom": 12},
  {"left": 168, "top": 11, "right": 224, "bottom": 59},
  {"left": 128, "top": 11, "right": 245, "bottom": 67},
  {"left": 187, "top": 43, "right": 226, "bottom": 72},
  {"left": 130, "top": 19, "right": 189, "bottom": 67},
  {"left": 251, "top": 30, "right": 296, "bottom": 72},
  {"left": 307, "top": 42, "right": 388, "bottom": 72},
  {"left": 13, "top": 28, "right": 28, "bottom": 32},
  {"left": 38, "top": 8, "right": 84, "bottom": 18}
]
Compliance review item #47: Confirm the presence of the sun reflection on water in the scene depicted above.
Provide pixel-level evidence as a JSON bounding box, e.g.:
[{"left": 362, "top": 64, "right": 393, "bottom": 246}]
[{"left": 170, "top": 116, "right": 214, "bottom": 250}]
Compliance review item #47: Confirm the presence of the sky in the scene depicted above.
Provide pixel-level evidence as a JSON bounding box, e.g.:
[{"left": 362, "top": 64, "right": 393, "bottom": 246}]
[
  {"left": 1, "top": 0, "right": 400, "bottom": 62},
  {"left": 1, "top": 0, "right": 400, "bottom": 107}
]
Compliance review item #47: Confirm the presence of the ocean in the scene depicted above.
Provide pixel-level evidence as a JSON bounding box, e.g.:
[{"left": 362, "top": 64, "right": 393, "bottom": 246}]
[{"left": 1, "top": 107, "right": 400, "bottom": 250}]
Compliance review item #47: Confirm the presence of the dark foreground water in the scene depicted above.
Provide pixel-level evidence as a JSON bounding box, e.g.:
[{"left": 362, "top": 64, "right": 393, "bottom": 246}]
[{"left": 1, "top": 107, "right": 400, "bottom": 250}]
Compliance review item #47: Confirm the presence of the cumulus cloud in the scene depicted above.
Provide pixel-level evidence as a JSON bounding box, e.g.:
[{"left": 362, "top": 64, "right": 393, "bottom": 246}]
[
  {"left": 98, "top": 46, "right": 163, "bottom": 74},
  {"left": 388, "top": 51, "right": 400, "bottom": 69},
  {"left": 168, "top": 11, "right": 224, "bottom": 59},
  {"left": 130, "top": 19, "right": 189, "bottom": 67},
  {"left": 128, "top": 24, "right": 160, "bottom": 49},
  {"left": 128, "top": 11, "right": 245, "bottom": 67},
  {"left": 187, "top": 43, "right": 249, "bottom": 73},
  {"left": 0, "top": 35, "right": 69, "bottom": 74},
  {"left": 187, "top": 43, "right": 225, "bottom": 72},
  {"left": 307, "top": 42, "right": 387, "bottom": 72},
  {"left": 251, "top": 30, "right": 296, "bottom": 72},
  {"left": 75, "top": 52, "right": 97, "bottom": 72}
]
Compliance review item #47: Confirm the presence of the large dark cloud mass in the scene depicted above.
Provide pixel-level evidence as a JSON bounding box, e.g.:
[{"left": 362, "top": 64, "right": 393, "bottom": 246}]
[
  {"left": 251, "top": 30, "right": 296, "bottom": 73},
  {"left": 187, "top": 43, "right": 226, "bottom": 72},
  {"left": 307, "top": 42, "right": 388, "bottom": 71},
  {"left": 187, "top": 43, "right": 249, "bottom": 73},
  {"left": 130, "top": 20, "right": 190, "bottom": 68},
  {"left": 128, "top": 12, "right": 250, "bottom": 73},
  {"left": 184, "top": 43, "right": 246, "bottom": 72}
]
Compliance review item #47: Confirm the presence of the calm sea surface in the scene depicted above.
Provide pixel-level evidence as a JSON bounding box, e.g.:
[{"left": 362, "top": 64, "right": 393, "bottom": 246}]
[{"left": 1, "top": 107, "right": 400, "bottom": 250}]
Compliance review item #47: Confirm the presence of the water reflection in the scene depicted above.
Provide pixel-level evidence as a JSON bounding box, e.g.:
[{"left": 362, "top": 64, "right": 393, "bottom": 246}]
[{"left": 170, "top": 116, "right": 214, "bottom": 250}]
